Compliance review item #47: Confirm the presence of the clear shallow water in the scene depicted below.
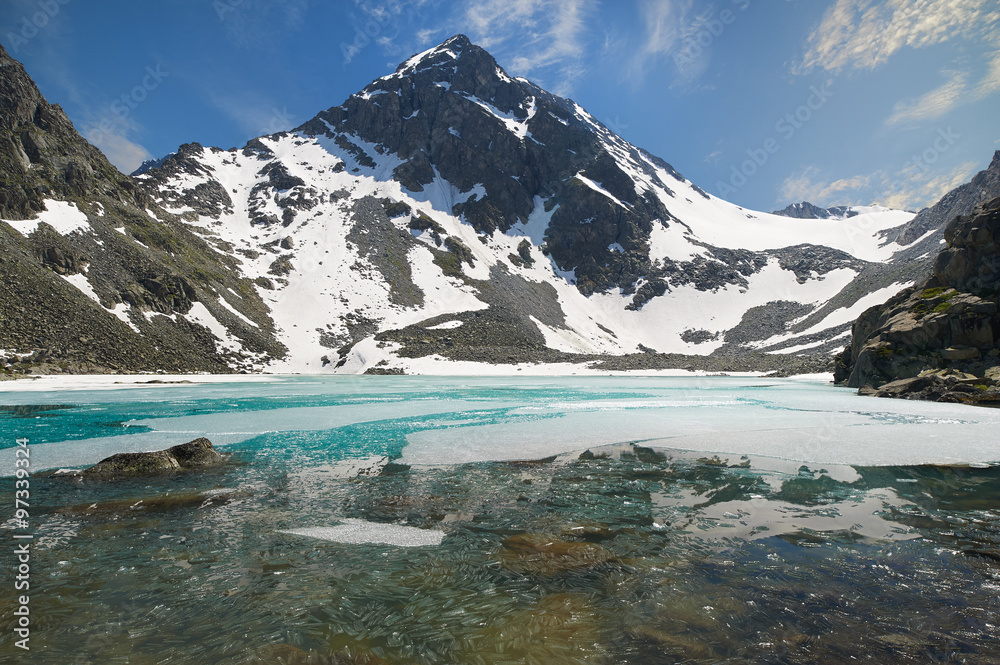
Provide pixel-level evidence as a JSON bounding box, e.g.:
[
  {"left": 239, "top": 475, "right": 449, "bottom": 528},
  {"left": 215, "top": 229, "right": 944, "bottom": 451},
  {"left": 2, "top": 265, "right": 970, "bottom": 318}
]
[{"left": 1, "top": 376, "right": 999, "bottom": 664}]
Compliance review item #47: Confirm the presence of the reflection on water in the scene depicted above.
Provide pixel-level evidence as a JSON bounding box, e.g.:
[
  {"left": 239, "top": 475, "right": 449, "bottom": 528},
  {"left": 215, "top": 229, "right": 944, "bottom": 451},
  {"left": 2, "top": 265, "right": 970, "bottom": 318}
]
[
  {"left": 3, "top": 445, "right": 999, "bottom": 664},
  {"left": 1, "top": 377, "right": 999, "bottom": 663}
]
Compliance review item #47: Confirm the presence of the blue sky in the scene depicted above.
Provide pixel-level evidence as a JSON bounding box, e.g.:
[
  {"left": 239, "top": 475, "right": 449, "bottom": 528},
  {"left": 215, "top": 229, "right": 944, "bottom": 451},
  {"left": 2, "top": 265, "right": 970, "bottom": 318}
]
[{"left": 2, "top": 0, "right": 998, "bottom": 212}]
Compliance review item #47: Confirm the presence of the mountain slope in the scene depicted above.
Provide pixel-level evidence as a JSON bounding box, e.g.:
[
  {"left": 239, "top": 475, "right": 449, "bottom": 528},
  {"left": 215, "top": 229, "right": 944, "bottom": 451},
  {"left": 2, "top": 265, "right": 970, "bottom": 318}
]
[
  {"left": 2, "top": 36, "right": 990, "bottom": 375},
  {"left": 128, "top": 36, "right": 933, "bottom": 373},
  {"left": 0, "top": 43, "right": 284, "bottom": 375}
]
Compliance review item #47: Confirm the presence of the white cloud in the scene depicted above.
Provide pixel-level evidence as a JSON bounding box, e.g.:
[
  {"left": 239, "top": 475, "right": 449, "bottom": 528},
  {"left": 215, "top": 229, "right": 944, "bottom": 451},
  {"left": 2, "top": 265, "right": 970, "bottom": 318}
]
[
  {"left": 976, "top": 48, "right": 1000, "bottom": 97},
  {"left": 459, "top": 0, "right": 594, "bottom": 94},
  {"left": 629, "top": 0, "right": 714, "bottom": 81},
  {"left": 779, "top": 166, "right": 873, "bottom": 206},
  {"left": 207, "top": 90, "right": 297, "bottom": 139},
  {"left": 84, "top": 129, "right": 152, "bottom": 174},
  {"left": 780, "top": 157, "right": 981, "bottom": 212},
  {"left": 886, "top": 72, "right": 967, "bottom": 125},
  {"left": 641, "top": 0, "right": 688, "bottom": 57},
  {"left": 415, "top": 27, "right": 439, "bottom": 45},
  {"left": 880, "top": 160, "right": 978, "bottom": 210},
  {"left": 798, "top": 0, "right": 1000, "bottom": 73}
]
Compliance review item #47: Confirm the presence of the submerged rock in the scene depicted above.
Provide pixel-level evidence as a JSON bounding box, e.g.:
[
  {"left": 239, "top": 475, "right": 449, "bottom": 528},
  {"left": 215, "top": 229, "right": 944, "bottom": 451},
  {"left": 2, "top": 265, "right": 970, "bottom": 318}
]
[
  {"left": 501, "top": 533, "right": 615, "bottom": 575},
  {"left": 82, "top": 437, "right": 225, "bottom": 479}
]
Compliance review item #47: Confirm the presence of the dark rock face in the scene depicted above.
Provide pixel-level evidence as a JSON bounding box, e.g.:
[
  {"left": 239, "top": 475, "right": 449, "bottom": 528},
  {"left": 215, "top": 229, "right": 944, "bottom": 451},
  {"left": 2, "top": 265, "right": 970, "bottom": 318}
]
[
  {"left": 0, "top": 43, "right": 148, "bottom": 219},
  {"left": 295, "top": 34, "right": 692, "bottom": 295},
  {"left": 836, "top": 197, "right": 1000, "bottom": 392},
  {"left": 82, "top": 438, "right": 225, "bottom": 479},
  {"left": 0, "top": 44, "right": 286, "bottom": 375}
]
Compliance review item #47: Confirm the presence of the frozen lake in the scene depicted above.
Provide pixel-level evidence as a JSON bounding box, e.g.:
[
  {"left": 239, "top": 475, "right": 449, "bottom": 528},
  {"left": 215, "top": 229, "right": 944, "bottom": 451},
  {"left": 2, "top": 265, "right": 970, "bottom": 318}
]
[{"left": 1, "top": 376, "right": 998, "bottom": 663}]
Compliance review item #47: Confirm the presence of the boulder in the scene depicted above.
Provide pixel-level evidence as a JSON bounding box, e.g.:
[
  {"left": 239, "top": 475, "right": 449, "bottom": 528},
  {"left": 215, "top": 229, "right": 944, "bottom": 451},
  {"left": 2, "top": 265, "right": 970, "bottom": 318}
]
[
  {"left": 866, "top": 374, "right": 1000, "bottom": 406},
  {"left": 941, "top": 347, "right": 981, "bottom": 361},
  {"left": 82, "top": 437, "right": 225, "bottom": 479}
]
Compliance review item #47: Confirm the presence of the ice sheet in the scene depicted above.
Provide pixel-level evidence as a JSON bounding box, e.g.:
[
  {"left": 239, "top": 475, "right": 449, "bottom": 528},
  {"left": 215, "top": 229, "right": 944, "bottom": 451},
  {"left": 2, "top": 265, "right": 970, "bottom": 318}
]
[{"left": 280, "top": 520, "right": 444, "bottom": 547}]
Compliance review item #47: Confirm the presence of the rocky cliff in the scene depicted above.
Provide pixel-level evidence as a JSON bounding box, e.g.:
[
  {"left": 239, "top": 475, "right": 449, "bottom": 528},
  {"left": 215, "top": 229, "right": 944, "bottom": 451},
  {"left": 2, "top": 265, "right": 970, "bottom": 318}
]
[
  {"left": 0, "top": 43, "right": 284, "bottom": 376},
  {"left": 834, "top": 195, "right": 1000, "bottom": 403}
]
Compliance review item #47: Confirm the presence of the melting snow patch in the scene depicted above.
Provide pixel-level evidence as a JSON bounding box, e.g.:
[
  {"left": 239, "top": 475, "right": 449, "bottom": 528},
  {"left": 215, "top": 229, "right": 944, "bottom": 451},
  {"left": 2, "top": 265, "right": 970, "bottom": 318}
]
[
  {"left": 280, "top": 520, "right": 445, "bottom": 547},
  {"left": 574, "top": 174, "right": 627, "bottom": 208},
  {"left": 216, "top": 297, "right": 259, "bottom": 328},
  {"left": 60, "top": 274, "right": 100, "bottom": 304},
  {"left": 184, "top": 302, "right": 242, "bottom": 352},
  {"left": 108, "top": 303, "right": 140, "bottom": 332},
  {"left": 427, "top": 320, "right": 463, "bottom": 330},
  {"left": 3, "top": 200, "right": 90, "bottom": 236}
]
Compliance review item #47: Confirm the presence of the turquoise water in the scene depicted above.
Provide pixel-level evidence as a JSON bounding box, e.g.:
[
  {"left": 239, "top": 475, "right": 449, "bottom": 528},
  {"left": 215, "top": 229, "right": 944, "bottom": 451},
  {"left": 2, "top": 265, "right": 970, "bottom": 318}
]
[{"left": 1, "top": 376, "right": 999, "bottom": 663}]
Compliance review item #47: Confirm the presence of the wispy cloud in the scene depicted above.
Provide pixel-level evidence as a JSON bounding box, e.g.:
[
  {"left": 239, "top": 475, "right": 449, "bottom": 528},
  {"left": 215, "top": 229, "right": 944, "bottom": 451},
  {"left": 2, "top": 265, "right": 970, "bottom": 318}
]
[
  {"left": 629, "top": 0, "right": 692, "bottom": 80},
  {"left": 881, "top": 160, "right": 978, "bottom": 210},
  {"left": 459, "top": 0, "right": 595, "bottom": 94},
  {"left": 886, "top": 72, "right": 967, "bottom": 126},
  {"left": 415, "top": 27, "right": 440, "bottom": 45},
  {"left": 84, "top": 127, "right": 152, "bottom": 174},
  {"left": 976, "top": 47, "right": 1000, "bottom": 97},
  {"left": 779, "top": 166, "right": 873, "bottom": 206},
  {"left": 206, "top": 89, "right": 297, "bottom": 140},
  {"left": 217, "top": 0, "right": 312, "bottom": 50},
  {"left": 797, "top": 0, "right": 1000, "bottom": 74},
  {"left": 779, "top": 158, "right": 980, "bottom": 211}
]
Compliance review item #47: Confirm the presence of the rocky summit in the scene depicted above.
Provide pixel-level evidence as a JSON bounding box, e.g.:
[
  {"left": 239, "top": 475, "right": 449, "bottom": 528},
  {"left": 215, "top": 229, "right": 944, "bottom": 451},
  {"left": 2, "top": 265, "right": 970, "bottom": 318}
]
[
  {"left": 2, "top": 36, "right": 999, "bottom": 376},
  {"left": 835, "top": 194, "right": 1000, "bottom": 404}
]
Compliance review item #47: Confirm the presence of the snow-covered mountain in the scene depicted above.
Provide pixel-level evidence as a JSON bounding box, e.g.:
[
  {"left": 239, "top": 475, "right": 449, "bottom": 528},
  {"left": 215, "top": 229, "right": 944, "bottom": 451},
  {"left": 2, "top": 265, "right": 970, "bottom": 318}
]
[
  {"left": 4, "top": 36, "right": 996, "bottom": 376},
  {"left": 771, "top": 201, "right": 866, "bottom": 220},
  {"left": 129, "top": 36, "right": 925, "bottom": 372}
]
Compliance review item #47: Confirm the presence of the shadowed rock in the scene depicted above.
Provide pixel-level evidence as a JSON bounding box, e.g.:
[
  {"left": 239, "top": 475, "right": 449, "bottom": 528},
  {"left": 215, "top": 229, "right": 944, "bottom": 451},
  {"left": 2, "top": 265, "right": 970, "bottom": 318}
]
[
  {"left": 835, "top": 196, "right": 1000, "bottom": 397},
  {"left": 82, "top": 437, "right": 225, "bottom": 479}
]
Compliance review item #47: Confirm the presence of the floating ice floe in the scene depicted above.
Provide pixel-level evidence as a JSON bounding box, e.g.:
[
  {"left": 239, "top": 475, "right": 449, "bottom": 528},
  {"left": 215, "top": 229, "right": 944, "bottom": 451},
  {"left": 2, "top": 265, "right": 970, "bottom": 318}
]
[{"left": 280, "top": 519, "right": 445, "bottom": 547}]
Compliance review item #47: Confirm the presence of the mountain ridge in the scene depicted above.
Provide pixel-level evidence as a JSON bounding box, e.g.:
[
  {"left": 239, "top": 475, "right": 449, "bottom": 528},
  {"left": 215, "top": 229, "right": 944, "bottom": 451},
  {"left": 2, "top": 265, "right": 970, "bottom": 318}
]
[{"left": 1, "top": 36, "right": 997, "bottom": 376}]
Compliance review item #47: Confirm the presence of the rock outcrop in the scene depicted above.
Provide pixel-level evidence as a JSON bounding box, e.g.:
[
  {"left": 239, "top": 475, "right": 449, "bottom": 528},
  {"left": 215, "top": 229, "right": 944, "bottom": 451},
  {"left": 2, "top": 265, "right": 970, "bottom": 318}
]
[
  {"left": 82, "top": 438, "right": 225, "bottom": 479},
  {"left": 835, "top": 197, "right": 1000, "bottom": 401},
  {"left": 0, "top": 43, "right": 285, "bottom": 375}
]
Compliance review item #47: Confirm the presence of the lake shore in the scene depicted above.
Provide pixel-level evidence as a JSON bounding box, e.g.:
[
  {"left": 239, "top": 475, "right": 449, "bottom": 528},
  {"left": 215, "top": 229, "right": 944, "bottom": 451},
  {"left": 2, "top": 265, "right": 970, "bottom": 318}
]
[{"left": 0, "top": 368, "right": 834, "bottom": 392}]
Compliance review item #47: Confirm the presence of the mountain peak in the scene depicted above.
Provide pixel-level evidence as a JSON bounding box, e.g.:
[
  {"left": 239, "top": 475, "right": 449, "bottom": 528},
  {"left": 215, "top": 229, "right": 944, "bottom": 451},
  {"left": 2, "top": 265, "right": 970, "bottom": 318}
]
[
  {"left": 392, "top": 33, "right": 486, "bottom": 77},
  {"left": 443, "top": 34, "right": 472, "bottom": 49}
]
